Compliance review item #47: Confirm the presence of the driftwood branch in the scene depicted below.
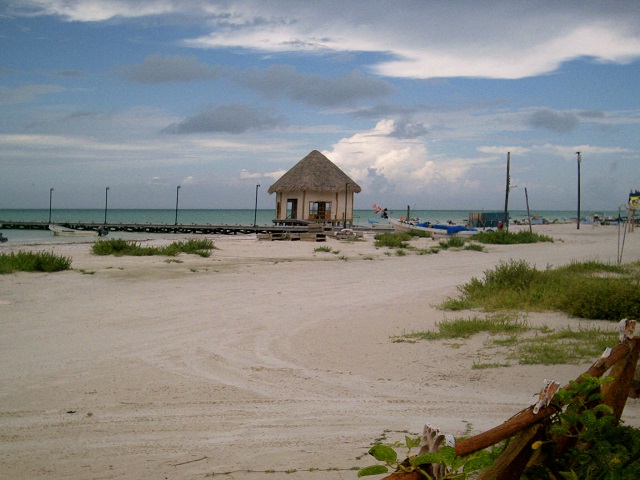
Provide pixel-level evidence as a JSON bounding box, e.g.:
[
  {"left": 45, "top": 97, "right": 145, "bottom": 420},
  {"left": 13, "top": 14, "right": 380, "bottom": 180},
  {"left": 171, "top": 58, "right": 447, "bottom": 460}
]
[{"left": 382, "top": 337, "right": 640, "bottom": 479}]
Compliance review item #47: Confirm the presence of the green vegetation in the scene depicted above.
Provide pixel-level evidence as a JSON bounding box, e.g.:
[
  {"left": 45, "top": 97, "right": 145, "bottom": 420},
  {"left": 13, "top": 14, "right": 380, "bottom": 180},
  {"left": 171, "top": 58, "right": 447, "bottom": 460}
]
[
  {"left": 393, "top": 313, "right": 529, "bottom": 341},
  {"left": 0, "top": 250, "right": 72, "bottom": 273},
  {"left": 314, "top": 246, "right": 333, "bottom": 253},
  {"left": 525, "top": 377, "right": 640, "bottom": 479},
  {"left": 92, "top": 238, "right": 216, "bottom": 257},
  {"left": 471, "top": 230, "right": 554, "bottom": 244},
  {"left": 360, "top": 378, "right": 640, "bottom": 479},
  {"left": 358, "top": 433, "right": 495, "bottom": 478},
  {"left": 438, "top": 235, "right": 466, "bottom": 249},
  {"left": 392, "top": 313, "right": 619, "bottom": 365},
  {"left": 448, "top": 259, "right": 640, "bottom": 320},
  {"left": 373, "top": 232, "right": 412, "bottom": 249}
]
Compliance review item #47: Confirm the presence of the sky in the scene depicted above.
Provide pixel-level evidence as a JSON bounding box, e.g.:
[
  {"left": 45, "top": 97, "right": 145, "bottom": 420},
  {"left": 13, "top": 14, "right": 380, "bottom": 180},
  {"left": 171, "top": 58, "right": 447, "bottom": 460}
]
[{"left": 1, "top": 0, "right": 639, "bottom": 212}]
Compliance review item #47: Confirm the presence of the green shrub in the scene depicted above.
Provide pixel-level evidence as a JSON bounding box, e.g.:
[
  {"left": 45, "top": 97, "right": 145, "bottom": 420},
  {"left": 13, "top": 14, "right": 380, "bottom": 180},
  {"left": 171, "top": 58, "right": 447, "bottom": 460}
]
[
  {"left": 0, "top": 250, "right": 72, "bottom": 273},
  {"left": 438, "top": 235, "right": 466, "bottom": 249},
  {"left": 559, "top": 276, "right": 640, "bottom": 320},
  {"left": 449, "top": 260, "right": 640, "bottom": 320},
  {"left": 92, "top": 238, "right": 216, "bottom": 257},
  {"left": 373, "top": 232, "right": 411, "bottom": 248},
  {"left": 471, "top": 230, "right": 553, "bottom": 244}
]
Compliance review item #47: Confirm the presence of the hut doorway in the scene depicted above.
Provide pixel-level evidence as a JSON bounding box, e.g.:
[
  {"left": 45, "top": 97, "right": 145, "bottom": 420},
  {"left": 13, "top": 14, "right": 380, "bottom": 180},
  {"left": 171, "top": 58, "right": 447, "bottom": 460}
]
[{"left": 286, "top": 199, "right": 298, "bottom": 220}]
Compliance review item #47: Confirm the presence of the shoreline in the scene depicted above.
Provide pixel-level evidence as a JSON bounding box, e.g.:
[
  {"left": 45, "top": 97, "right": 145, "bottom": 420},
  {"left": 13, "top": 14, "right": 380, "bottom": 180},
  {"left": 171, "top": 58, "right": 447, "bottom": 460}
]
[{"left": 1, "top": 223, "right": 639, "bottom": 479}]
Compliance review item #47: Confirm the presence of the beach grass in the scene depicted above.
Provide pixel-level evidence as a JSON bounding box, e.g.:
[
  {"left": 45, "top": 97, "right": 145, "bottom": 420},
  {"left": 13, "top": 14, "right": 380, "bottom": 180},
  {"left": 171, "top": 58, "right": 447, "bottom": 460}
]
[
  {"left": 471, "top": 230, "right": 553, "bottom": 244},
  {"left": 438, "top": 235, "right": 466, "bottom": 249},
  {"left": 393, "top": 313, "right": 618, "bottom": 365},
  {"left": 373, "top": 232, "right": 412, "bottom": 249},
  {"left": 92, "top": 238, "right": 216, "bottom": 257},
  {"left": 0, "top": 250, "right": 72, "bottom": 273},
  {"left": 446, "top": 259, "right": 640, "bottom": 320}
]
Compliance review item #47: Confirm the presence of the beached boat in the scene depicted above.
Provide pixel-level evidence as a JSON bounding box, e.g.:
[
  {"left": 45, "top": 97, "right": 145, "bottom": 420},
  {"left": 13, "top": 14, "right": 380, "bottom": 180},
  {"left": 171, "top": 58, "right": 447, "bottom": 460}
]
[
  {"left": 388, "top": 217, "right": 478, "bottom": 236},
  {"left": 49, "top": 224, "right": 107, "bottom": 237}
]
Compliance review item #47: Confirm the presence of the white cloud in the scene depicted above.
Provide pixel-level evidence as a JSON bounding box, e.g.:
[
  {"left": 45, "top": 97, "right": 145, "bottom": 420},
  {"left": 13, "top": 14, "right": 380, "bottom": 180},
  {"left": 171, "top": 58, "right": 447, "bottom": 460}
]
[
  {"left": 0, "top": 84, "right": 65, "bottom": 104},
  {"left": 13, "top": 1, "right": 640, "bottom": 80},
  {"left": 326, "top": 119, "right": 488, "bottom": 196}
]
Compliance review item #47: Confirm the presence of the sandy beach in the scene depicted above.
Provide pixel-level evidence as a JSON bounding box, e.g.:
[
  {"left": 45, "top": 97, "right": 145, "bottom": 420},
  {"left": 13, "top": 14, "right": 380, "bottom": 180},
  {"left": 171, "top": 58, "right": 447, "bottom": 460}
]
[{"left": 1, "top": 223, "right": 639, "bottom": 479}]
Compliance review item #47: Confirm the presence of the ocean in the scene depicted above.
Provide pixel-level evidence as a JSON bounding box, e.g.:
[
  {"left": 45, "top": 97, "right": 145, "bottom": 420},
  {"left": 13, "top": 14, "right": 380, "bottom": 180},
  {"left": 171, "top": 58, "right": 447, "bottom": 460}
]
[{"left": 0, "top": 208, "right": 616, "bottom": 244}]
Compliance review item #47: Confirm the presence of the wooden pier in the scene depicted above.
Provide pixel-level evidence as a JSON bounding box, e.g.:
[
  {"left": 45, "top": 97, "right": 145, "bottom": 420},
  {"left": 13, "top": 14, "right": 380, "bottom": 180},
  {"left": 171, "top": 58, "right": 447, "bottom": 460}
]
[{"left": 0, "top": 220, "right": 321, "bottom": 236}]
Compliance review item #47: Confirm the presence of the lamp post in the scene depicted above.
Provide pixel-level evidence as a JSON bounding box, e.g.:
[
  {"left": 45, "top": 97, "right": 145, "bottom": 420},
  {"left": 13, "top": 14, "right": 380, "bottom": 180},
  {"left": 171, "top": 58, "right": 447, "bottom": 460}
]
[
  {"left": 576, "top": 152, "right": 581, "bottom": 230},
  {"left": 104, "top": 187, "right": 109, "bottom": 224},
  {"left": 254, "top": 184, "right": 260, "bottom": 227},
  {"left": 175, "top": 185, "right": 181, "bottom": 226},
  {"left": 48, "top": 188, "right": 54, "bottom": 223}
]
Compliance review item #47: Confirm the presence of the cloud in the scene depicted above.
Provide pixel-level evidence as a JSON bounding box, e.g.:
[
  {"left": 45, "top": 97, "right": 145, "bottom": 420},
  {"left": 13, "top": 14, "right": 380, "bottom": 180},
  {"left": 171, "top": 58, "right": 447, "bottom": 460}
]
[
  {"left": 526, "top": 109, "right": 579, "bottom": 133},
  {"left": 387, "top": 118, "right": 429, "bottom": 139},
  {"left": 12, "top": 2, "right": 640, "bottom": 81},
  {"left": 236, "top": 66, "right": 393, "bottom": 106},
  {"left": 0, "top": 84, "right": 65, "bottom": 104},
  {"left": 326, "top": 119, "right": 482, "bottom": 196},
  {"left": 163, "top": 104, "right": 286, "bottom": 134},
  {"left": 9, "top": 0, "right": 177, "bottom": 22},
  {"left": 119, "top": 54, "right": 222, "bottom": 84},
  {"left": 180, "top": 2, "right": 640, "bottom": 80}
]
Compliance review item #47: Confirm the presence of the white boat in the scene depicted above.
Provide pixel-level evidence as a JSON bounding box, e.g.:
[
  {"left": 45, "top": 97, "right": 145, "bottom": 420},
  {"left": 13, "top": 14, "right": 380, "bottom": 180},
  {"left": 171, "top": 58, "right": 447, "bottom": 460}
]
[
  {"left": 49, "top": 224, "right": 105, "bottom": 237},
  {"left": 388, "top": 217, "right": 479, "bottom": 236}
]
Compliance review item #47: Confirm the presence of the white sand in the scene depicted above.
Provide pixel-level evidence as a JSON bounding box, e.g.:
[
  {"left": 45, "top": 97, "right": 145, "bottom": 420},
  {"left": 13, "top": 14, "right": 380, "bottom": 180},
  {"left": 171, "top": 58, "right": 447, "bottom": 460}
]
[{"left": 1, "top": 224, "right": 639, "bottom": 479}]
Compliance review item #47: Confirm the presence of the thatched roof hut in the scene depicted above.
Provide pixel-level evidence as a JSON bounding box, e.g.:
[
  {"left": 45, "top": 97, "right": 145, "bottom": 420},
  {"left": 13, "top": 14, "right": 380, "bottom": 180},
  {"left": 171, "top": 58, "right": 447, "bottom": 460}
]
[
  {"left": 268, "top": 150, "right": 361, "bottom": 195},
  {"left": 268, "top": 150, "right": 361, "bottom": 226}
]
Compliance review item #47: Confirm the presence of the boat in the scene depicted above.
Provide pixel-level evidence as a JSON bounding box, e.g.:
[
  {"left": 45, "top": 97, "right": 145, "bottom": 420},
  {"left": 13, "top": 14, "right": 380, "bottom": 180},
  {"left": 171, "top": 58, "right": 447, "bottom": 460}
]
[
  {"left": 49, "top": 224, "right": 108, "bottom": 237},
  {"left": 388, "top": 217, "right": 479, "bottom": 236},
  {"left": 367, "top": 219, "right": 392, "bottom": 229}
]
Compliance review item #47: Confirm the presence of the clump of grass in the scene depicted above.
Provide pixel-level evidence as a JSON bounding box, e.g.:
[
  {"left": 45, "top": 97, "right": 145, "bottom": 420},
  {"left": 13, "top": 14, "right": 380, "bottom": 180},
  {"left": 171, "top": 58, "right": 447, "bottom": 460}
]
[
  {"left": 373, "top": 232, "right": 412, "bottom": 249},
  {"left": 392, "top": 313, "right": 528, "bottom": 342},
  {"left": 512, "top": 326, "right": 618, "bottom": 365},
  {"left": 439, "top": 297, "right": 477, "bottom": 311},
  {"left": 471, "top": 230, "right": 553, "bottom": 244},
  {"left": 473, "top": 362, "right": 511, "bottom": 369},
  {"left": 395, "top": 249, "right": 406, "bottom": 256},
  {"left": 394, "top": 312, "right": 618, "bottom": 365},
  {"left": 451, "top": 259, "right": 639, "bottom": 320},
  {"left": 438, "top": 235, "right": 466, "bottom": 249},
  {"left": 314, "top": 246, "right": 333, "bottom": 253},
  {"left": 416, "top": 247, "right": 440, "bottom": 255},
  {"left": 464, "top": 243, "right": 485, "bottom": 252},
  {"left": 0, "top": 250, "right": 72, "bottom": 273},
  {"left": 92, "top": 238, "right": 216, "bottom": 257}
]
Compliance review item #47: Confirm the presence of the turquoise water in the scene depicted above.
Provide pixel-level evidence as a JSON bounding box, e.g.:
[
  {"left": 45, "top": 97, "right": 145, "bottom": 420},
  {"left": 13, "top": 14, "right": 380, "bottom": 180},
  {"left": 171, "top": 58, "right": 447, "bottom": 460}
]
[{"left": 0, "top": 208, "right": 618, "bottom": 243}]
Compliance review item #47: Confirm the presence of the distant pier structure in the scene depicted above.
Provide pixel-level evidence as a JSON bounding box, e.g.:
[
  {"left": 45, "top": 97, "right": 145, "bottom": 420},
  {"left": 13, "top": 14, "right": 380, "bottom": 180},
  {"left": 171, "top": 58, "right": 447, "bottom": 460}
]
[{"left": 0, "top": 220, "right": 320, "bottom": 236}]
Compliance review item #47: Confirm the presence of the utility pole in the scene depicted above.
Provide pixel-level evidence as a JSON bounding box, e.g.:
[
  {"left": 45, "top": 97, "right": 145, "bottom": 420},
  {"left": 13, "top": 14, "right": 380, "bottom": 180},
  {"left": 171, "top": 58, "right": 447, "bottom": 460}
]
[
  {"left": 503, "top": 152, "right": 510, "bottom": 230},
  {"left": 576, "top": 152, "right": 581, "bottom": 230}
]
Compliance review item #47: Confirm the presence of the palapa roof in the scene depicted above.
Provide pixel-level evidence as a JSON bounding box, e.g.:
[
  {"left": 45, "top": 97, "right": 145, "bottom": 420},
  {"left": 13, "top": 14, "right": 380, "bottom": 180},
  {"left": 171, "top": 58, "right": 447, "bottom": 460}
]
[{"left": 268, "top": 150, "right": 362, "bottom": 194}]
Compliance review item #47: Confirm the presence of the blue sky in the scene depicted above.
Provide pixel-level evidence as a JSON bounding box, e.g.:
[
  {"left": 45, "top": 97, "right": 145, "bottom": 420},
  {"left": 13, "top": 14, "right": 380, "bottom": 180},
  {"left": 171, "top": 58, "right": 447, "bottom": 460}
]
[{"left": 1, "top": 0, "right": 639, "bottom": 212}]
